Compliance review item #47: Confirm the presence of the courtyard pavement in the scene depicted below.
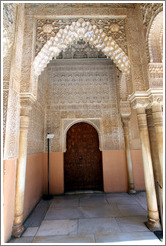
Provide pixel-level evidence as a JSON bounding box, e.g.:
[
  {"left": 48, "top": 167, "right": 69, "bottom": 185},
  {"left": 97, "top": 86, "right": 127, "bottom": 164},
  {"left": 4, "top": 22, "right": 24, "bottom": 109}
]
[{"left": 8, "top": 191, "right": 162, "bottom": 244}]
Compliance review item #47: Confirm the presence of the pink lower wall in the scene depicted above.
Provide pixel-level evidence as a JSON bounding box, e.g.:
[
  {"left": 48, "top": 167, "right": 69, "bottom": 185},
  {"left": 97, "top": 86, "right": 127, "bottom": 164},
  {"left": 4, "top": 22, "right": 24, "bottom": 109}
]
[
  {"left": 43, "top": 152, "right": 64, "bottom": 195},
  {"left": 102, "top": 150, "right": 128, "bottom": 192},
  {"left": 3, "top": 159, "right": 17, "bottom": 243},
  {"left": 102, "top": 150, "right": 145, "bottom": 193},
  {"left": 3, "top": 154, "right": 44, "bottom": 243},
  {"left": 43, "top": 150, "right": 145, "bottom": 194},
  {"left": 23, "top": 153, "right": 44, "bottom": 220},
  {"left": 131, "top": 149, "right": 145, "bottom": 190}
]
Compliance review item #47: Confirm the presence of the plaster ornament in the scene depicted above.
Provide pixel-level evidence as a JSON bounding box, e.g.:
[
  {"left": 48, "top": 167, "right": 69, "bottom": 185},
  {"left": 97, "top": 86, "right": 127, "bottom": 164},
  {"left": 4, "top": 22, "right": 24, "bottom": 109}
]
[
  {"left": 110, "top": 24, "right": 120, "bottom": 32},
  {"left": 43, "top": 24, "right": 53, "bottom": 33},
  {"left": 33, "top": 20, "right": 130, "bottom": 77}
]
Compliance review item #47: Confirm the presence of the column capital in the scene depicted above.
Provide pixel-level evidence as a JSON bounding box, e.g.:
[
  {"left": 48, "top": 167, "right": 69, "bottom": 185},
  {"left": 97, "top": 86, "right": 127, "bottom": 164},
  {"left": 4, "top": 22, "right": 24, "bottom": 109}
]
[
  {"left": 20, "top": 93, "right": 35, "bottom": 117},
  {"left": 128, "top": 91, "right": 149, "bottom": 109},
  {"left": 121, "top": 116, "right": 130, "bottom": 128},
  {"left": 146, "top": 88, "right": 163, "bottom": 109},
  {"left": 120, "top": 100, "right": 131, "bottom": 117},
  {"left": 148, "top": 63, "right": 163, "bottom": 89}
]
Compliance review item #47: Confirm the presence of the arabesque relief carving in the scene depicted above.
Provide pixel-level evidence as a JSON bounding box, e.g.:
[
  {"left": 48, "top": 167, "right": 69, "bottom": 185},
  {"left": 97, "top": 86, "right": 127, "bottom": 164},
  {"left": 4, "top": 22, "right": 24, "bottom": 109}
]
[
  {"left": 140, "top": 3, "right": 163, "bottom": 34},
  {"left": 45, "top": 59, "right": 125, "bottom": 152},
  {"left": 148, "top": 63, "right": 163, "bottom": 88},
  {"left": 36, "top": 17, "right": 128, "bottom": 56}
]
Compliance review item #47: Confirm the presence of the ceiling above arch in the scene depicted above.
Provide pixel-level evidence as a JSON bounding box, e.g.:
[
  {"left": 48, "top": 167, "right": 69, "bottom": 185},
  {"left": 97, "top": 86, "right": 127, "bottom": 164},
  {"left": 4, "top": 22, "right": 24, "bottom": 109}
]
[{"left": 33, "top": 18, "right": 130, "bottom": 77}]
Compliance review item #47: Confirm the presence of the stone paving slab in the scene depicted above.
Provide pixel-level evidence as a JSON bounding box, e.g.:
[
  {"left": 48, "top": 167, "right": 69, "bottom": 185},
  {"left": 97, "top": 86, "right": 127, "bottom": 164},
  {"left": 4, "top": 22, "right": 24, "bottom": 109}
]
[
  {"left": 36, "top": 219, "right": 77, "bottom": 236},
  {"left": 50, "top": 197, "right": 80, "bottom": 208},
  {"left": 45, "top": 204, "right": 122, "bottom": 220},
  {"left": 95, "top": 231, "right": 159, "bottom": 243},
  {"left": 33, "top": 234, "right": 95, "bottom": 243},
  {"left": 78, "top": 217, "right": 121, "bottom": 234},
  {"left": 80, "top": 196, "right": 108, "bottom": 206},
  {"left": 9, "top": 192, "right": 160, "bottom": 244},
  {"left": 80, "top": 205, "right": 122, "bottom": 218},
  {"left": 131, "top": 192, "right": 148, "bottom": 210},
  {"left": 24, "top": 205, "right": 49, "bottom": 228},
  {"left": 22, "top": 227, "right": 39, "bottom": 237},
  {"left": 115, "top": 216, "right": 150, "bottom": 232},
  {"left": 106, "top": 192, "right": 131, "bottom": 198},
  {"left": 44, "top": 207, "right": 85, "bottom": 220},
  {"left": 106, "top": 196, "right": 138, "bottom": 205},
  {"left": 117, "top": 204, "right": 147, "bottom": 216},
  {"left": 8, "top": 236, "right": 34, "bottom": 243}
]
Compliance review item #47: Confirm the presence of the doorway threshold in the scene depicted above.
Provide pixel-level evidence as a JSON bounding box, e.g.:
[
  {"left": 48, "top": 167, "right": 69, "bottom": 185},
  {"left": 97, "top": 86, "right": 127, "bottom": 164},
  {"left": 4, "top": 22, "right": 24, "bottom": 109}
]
[{"left": 65, "top": 190, "right": 104, "bottom": 195}]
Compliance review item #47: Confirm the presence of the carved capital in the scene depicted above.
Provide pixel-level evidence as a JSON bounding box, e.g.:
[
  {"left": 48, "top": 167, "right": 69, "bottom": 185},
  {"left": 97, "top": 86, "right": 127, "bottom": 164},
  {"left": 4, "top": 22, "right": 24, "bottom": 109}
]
[
  {"left": 121, "top": 116, "right": 130, "bottom": 126},
  {"left": 146, "top": 88, "right": 163, "bottom": 108},
  {"left": 20, "top": 93, "right": 35, "bottom": 117},
  {"left": 120, "top": 100, "right": 131, "bottom": 117},
  {"left": 148, "top": 63, "right": 163, "bottom": 89},
  {"left": 128, "top": 91, "right": 149, "bottom": 109},
  {"left": 121, "top": 116, "right": 130, "bottom": 135}
]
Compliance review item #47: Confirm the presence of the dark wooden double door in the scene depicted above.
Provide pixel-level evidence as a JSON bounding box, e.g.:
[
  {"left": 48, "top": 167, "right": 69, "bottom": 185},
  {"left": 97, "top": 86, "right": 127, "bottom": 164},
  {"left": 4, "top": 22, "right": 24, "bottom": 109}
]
[{"left": 64, "top": 122, "right": 103, "bottom": 192}]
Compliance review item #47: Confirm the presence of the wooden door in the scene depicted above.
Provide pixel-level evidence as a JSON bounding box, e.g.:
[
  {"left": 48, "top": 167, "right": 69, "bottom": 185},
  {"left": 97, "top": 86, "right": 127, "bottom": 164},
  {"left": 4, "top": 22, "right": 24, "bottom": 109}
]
[{"left": 64, "top": 122, "right": 103, "bottom": 192}]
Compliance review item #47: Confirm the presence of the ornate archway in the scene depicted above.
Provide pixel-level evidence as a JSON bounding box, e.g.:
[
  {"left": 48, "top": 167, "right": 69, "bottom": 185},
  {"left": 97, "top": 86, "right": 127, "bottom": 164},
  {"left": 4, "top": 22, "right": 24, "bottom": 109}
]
[
  {"left": 148, "top": 11, "right": 163, "bottom": 63},
  {"left": 33, "top": 18, "right": 130, "bottom": 79}
]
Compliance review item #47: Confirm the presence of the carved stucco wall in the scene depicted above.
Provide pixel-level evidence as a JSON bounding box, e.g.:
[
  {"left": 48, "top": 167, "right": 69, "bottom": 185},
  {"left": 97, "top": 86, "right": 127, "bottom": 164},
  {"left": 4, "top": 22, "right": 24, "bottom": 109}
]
[
  {"left": 140, "top": 3, "right": 163, "bottom": 39},
  {"left": 140, "top": 3, "right": 163, "bottom": 63},
  {"left": 3, "top": 3, "right": 18, "bottom": 156},
  {"left": 45, "top": 59, "right": 125, "bottom": 152},
  {"left": 35, "top": 17, "right": 128, "bottom": 57},
  {"left": 3, "top": 3, "right": 18, "bottom": 58},
  {"left": 27, "top": 70, "right": 47, "bottom": 155},
  {"left": 4, "top": 89, "right": 20, "bottom": 159},
  {"left": 3, "top": 3, "right": 146, "bottom": 158},
  {"left": 42, "top": 58, "right": 141, "bottom": 153},
  {"left": 19, "top": 3, "right": 153, "bottom": 95}
]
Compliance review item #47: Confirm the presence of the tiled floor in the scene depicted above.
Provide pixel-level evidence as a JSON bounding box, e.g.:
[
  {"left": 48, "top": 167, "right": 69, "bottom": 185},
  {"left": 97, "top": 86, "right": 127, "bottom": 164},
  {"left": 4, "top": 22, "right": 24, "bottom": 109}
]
[{"left": 8, "top": 191, "right": 162, "bottom": 244}]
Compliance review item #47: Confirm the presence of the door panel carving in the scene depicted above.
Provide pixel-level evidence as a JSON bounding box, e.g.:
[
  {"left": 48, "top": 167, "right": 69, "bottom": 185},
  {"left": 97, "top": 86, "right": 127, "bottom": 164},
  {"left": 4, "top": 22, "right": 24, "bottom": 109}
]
[{"left": 64, "top": 122, "right": 103, "bottom": 192}]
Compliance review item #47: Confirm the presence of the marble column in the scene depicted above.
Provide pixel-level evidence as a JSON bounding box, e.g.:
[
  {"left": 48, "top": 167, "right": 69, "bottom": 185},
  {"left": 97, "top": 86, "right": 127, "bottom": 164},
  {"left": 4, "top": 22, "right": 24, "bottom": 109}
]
[
  {"left": 121, "top": 116, "right": 136, "bottom": 194},
  {"left": 151, "top": 103, "right": 163, "bottom": 185},
  {"left": 12, "top": 100, "right": 31, "bottom": 237},
  {"left": 136, "top": 107, "right": 161, "bottom": 231},
  {"left": 146, "top": 107, "right": 163, "bottom": 228},
  {"left": 146, "top": 108, "right": 162, "bottom": 187}
]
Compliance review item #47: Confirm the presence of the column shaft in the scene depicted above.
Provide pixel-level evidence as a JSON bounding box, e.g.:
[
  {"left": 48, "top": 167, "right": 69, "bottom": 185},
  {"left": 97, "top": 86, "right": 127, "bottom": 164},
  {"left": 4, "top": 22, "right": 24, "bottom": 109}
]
[
  {"left": 151, "top": 104, "right": 163, "bottom": 185},
  {"left": 12, "top": 116, "right": 29, "bottom": 237},
  {"left": 136, "top": 107, "right": 160, "bottom": 230},
  {"left": 122, "top": 118, "right": 136, "bottom": 193},
  {"left": 146, "top": 108, "right": 162, "bottom": 186}
]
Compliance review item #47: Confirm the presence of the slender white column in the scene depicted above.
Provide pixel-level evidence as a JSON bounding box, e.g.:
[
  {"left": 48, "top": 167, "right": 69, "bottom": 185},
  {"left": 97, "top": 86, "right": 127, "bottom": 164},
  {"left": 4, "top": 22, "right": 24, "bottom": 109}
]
[
  {"left": 121, "top": 116, "right": 136, "bottom": 194},
  {"left": 151, "top": 103, "right": 163, "bottom": 185},
  {"left": 12, "top": 115, "right": 29, "bottom": 237},
  {"left": 146, "top": 108, "right": 162, "bottom": 186},
  {"left": 136, "top": 107, "right": 161, "bottom": 231},
  {"left": 146, "top": 108, "right": 163, "bottom": 227}
]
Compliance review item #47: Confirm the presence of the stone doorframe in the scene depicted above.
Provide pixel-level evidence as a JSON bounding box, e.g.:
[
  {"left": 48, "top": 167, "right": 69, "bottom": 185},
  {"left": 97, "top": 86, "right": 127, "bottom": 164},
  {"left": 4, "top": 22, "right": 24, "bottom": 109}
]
[{"left": 62, "top": 118, "right": 102, "bottom": 152}]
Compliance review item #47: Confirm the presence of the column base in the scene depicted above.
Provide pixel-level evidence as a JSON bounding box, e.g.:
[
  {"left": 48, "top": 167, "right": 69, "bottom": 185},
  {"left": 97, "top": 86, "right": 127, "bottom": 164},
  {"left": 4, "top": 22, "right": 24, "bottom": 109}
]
[
  {"left": 128, "top": 188, "right": 136, "bottom": 194},
  {"left": 145, "top": 220, "right": 162, "bottom": 232},
  {"left": 12, "top": 224, "right": 25, "bottom": 238}
]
